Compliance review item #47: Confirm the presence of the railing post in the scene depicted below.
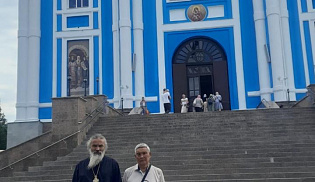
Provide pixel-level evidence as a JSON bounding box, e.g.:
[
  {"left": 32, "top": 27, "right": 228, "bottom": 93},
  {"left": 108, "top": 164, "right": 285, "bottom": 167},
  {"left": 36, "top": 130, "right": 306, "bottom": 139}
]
[{"left": 121, "top": 97, "right": 124, "bottom": 113}]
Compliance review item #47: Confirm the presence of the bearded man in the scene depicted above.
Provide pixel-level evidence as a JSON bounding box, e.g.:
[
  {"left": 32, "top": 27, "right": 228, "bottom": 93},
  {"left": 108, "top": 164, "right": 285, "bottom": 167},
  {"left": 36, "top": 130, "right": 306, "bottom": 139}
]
[
  {"left": 72, "top": 134, "right": 122, "bottom": 182},
  {"left": 122, "top": 143, "right": 165, "bottom": 182}
]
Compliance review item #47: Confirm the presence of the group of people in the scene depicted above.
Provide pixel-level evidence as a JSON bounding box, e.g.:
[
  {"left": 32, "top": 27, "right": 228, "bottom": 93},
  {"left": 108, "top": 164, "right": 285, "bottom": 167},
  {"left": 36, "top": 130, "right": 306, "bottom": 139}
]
[
  {"left": 73, "top": 134, "right": 165, "bottom": 182},
  {"left": 180, "top": 92, "right": 223, "bottom": 113},
  {"left": 141, "top": 89, "right": 223, "bottom": 114}
]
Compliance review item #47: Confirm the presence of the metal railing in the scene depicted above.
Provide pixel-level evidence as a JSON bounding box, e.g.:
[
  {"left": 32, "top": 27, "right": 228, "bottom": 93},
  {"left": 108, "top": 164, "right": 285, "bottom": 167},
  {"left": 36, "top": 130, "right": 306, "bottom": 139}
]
[{"left": 0, "top": 97, "right": 107, "bottom": 172}]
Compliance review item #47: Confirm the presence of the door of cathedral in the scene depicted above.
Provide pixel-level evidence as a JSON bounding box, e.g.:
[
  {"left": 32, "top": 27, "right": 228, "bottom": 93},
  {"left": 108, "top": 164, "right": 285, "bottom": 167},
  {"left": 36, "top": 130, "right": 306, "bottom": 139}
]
[{"left": 172, "top": 37, "right": 231, "bottom": 113}]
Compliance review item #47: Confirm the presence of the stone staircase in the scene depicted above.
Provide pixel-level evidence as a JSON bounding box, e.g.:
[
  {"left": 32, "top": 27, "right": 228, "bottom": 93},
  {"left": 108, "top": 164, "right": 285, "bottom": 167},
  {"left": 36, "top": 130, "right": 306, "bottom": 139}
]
[{"left": 3, "top": 107, "right": 315, "bottom": 181}]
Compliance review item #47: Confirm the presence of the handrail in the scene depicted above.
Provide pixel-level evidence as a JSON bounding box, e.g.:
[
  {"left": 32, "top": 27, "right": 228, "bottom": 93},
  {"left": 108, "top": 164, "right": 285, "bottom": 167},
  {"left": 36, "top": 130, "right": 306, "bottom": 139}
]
[
  {"left": 0, "top": 97, "right": 107, "bottom": 172},
  {"left": 0, "top": 131, "right": 80, "bottom": 171}
]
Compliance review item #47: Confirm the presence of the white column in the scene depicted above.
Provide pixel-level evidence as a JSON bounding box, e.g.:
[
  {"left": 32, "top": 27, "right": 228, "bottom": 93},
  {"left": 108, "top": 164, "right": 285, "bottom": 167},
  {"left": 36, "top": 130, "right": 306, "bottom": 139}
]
[
  {"left": 266, "top": 0, "right": 286, "bottom": 101},
  {"left": 15, "top": 0, "right": 29, "bottom": 122},
  {"left": 26, "top": 0, "right": 41, "bottom": 121},
  {"left": 280, "top": 0, "right": 296, "bottom": 101},
  {"left": 133, "top": 0, "right": 145, "bottom": 107},
  {"left": 119, "top": 0, "right": 133, "bottom": 108},
  {"left": 253, "top": 0, "right": 271, "bottom": 101},
  {"left": 112, "top": 0, "right": 121, "bottom": 108}
]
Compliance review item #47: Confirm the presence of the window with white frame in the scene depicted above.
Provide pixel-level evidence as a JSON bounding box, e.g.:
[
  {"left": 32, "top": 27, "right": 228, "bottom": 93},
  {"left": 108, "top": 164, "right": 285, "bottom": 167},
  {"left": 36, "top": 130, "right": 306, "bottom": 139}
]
[{"left": 69, "top": 0, "right": 89, "bottom": 8}]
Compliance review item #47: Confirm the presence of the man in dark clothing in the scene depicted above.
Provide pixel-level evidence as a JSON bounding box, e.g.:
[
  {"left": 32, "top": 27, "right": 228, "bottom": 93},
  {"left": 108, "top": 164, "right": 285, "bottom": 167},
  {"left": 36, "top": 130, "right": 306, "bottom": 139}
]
[{"left": 72, "top": 134, "right": 122, "bottom": 182}]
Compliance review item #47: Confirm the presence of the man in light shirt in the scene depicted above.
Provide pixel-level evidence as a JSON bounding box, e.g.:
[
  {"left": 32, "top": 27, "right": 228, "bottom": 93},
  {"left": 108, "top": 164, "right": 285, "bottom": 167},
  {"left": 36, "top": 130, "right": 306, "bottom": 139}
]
[
  {"left": 122, "top": 143, "right": 165, "bottom": 182},
  {"left": 161, "top": 88, "right": 171, "bottom": 113}
]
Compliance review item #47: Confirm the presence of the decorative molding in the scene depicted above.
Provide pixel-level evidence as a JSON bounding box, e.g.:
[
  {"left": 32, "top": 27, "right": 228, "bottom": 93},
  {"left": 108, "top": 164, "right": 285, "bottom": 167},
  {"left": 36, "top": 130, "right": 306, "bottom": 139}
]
[{"left": 169, "top": 9, "right": 187, "bottom": 21}]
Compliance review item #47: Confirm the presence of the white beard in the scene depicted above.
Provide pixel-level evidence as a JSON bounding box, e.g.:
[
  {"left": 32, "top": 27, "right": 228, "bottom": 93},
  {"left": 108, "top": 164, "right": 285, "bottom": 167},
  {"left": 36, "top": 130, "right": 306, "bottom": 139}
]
[{"left": 87, "top": 150, "right": 105, "bottom": 169}]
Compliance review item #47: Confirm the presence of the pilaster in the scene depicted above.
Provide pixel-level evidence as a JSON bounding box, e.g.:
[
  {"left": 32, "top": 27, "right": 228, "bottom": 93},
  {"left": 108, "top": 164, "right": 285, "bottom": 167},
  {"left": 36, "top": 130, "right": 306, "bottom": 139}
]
[
  {"left": 133, "top": 0, "right": 145, "bottom": 106},
  {"left": 280, "top": 0, "right": 296, "bottom": 101},
  {"left": 26, "top": 0, "right": 41, "bottom": 121},
  {"left": 112, "top": 0, "right": 121, "bottom": 108},
  {"left": 119, "top": 0, "right": 133, "bottom": 108},
  {"left": 15, "top": 0, "right": 29, "bottom": 122},
  {"left": 253, "top": 0, "right": 271, "bottom": 101},
  {"left": 266, "top": 0, "right": 287, "bottom": 101}
]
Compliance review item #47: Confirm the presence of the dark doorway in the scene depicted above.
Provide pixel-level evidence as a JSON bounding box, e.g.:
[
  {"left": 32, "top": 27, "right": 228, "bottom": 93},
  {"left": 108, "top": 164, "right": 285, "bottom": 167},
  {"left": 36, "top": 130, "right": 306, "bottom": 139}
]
[
  {"left": 172, "top": 37, "right": 231, "bottom": 112},
  {"left": 200, "top": 75, "right": 213, "bottom": 100}
]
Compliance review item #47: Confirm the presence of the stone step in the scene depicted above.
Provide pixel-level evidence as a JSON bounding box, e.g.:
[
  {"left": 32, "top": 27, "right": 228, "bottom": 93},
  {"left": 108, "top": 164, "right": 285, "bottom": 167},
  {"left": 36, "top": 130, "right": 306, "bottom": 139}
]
[
  {"left": 15, "top": 166, "right": 315, "bottom": 178},
  {"left": 165, "top": 172, "right": 315, "bottom": 181},
  {"left": 5, "top": 107, "right": 315, "bottom": 181},
  {"left": 47, "top": 151, "right": 315, "bottom": 167}
]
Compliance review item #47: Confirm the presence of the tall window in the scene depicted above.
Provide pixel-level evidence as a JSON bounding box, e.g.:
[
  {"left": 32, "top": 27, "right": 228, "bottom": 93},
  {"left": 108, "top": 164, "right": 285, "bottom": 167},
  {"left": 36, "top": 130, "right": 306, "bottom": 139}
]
[{"left": 69, "top": 0, "right": 89, "bottom": 8}]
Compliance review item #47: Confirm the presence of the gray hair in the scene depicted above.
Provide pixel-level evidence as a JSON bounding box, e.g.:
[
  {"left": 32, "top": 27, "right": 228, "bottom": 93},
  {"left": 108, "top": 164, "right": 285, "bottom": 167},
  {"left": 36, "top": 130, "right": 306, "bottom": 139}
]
[
  {"left": 134, "top": 143, "right": 150, "bottom": 154},
  {"left": 86, "top": 134, "right": 108, "bottom": 152}
]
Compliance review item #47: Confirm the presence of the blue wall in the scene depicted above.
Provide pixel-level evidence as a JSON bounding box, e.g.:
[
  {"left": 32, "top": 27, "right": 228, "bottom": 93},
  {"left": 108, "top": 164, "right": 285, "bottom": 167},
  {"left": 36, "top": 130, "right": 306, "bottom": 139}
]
[
  {"left": 164, "top": 28, "right": 239, "bottom": 110},
  {"left": 239, "top": 0, "right": 261, "bottom": 108},
  {"left": 67, "top": 16, "right": 89, "bottom": 28},
  {"left": 288, "top": 0, "right": 307, "bottom": 100},
  {"left": 304, "top": 21, "right": 315, "bottom": 84},
  {"left": 39, "top": 0, "right": 53, "bottom": 119},
  {"left": 301, "top": 0, "right": 308, "bottom": 12},
  {"left": 143, "top": 0, "right": 160, "bottom": 113},
  {"left": 101, "top": 0, "right": 114, "bottom": 98}
]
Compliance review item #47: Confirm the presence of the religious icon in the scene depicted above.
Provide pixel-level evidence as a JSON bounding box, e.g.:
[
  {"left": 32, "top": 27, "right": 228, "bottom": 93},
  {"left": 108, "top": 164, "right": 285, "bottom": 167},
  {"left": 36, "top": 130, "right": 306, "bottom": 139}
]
[
  {"left": 187, "top": 5, "right": 207, "bottom": 22},
  {"left": 67, "top": 39, "right": 89, "bottom": 96}
]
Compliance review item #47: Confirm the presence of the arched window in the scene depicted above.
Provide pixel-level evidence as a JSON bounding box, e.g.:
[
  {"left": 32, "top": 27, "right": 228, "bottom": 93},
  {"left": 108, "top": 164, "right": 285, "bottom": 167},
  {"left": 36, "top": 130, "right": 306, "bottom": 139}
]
[{"left": 173, "top": 37, "right": 226, "bottom": 65}]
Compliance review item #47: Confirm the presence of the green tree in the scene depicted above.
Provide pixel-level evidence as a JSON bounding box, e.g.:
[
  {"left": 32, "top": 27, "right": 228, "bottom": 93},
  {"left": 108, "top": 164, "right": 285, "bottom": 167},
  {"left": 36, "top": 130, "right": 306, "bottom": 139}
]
[{"left": 0, "top": 106, "right": 7, "bottom": 150}]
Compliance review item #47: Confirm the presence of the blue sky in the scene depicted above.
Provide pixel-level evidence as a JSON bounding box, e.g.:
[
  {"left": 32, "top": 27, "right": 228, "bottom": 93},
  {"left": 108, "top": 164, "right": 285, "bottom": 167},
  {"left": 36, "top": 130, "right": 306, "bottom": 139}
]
[{"left": 0, "top": 1, "right": 18, "bottom": 122}]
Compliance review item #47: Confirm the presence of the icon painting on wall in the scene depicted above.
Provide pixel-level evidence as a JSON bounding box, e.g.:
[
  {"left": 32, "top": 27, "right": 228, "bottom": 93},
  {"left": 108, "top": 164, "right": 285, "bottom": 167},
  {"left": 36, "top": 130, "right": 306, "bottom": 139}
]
[
  {"left": 68, "top": 39, "right": 89, "bottom": 96},
  {"left": 187, "top": 4, "right": 207, "bottom": 22}
]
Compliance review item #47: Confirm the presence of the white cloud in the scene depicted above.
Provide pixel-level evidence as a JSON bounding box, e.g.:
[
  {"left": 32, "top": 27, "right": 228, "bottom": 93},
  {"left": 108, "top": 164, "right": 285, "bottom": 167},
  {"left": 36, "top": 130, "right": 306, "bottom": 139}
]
[{"left": 0, "top": 0, "right": 18, "bottom": 122}]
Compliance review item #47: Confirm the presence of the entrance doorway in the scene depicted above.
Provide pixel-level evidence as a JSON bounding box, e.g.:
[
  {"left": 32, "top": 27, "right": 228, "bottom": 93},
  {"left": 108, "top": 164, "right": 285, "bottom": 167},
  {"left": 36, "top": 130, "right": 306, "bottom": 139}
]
[{"left": 172, "top": 37, "right": 230, "bottom": 113}]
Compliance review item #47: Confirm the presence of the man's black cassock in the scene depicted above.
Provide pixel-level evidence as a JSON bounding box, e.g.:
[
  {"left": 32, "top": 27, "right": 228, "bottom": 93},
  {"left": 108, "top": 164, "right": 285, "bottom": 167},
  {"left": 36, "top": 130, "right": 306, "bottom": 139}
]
[{"left": 72, "top": 156, "right": 122, "bottom": 182}]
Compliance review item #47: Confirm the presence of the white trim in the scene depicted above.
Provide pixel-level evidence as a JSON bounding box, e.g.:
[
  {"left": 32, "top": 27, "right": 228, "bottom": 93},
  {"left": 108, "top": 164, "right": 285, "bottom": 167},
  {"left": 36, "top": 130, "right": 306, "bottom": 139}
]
[
  {"left": 307, "top": 0, "right": 314, "bottom": 13},
  {"left": 248, "top": 88, "right": 307, "bottom": 97},
  {"left": 207, "top": 5, "right": 225, "bottom": 19},
  {"left": 162, "top": 19, "right": 236, "bottom": 32},
  {"left": 40, "top": 119, "right": 52, "bottom": 123},
  {"left": 98, "top": 0, "right": 103, "bottom": 95},
  {"left": 299, "top": 12, "right": 315, "bottom": 20},
  {"left": 53, "top": 0, "right": 57, "bottom": 98},
  {"left": 156, "top": 0, "right": 166, "bottom": 112},
  {"left": 169, "top": 9, "right": 187, "bottom": 21},
  {"left": 133, "top": 0, "right": 145, "bottom": 107},
  {"left": 297, "top": 0, "right": 311, "bottom": 85},
  {"left": 112, "top": 0, "right": 120, "bottom": 108},
  {"left": 56, "top": 29, "right": 100, "bottom": 38},
  {"left": 89, "top": 37, "right": 94, "bottom": 95},
  {"left": 231, "top": 0, "right": 246, "bottom": 109},
  {"left": 39, "top": 103, "right": 52, "bottom": 108},
  {"left": 62, "top": 38, "right": 67, "bottom": 97}
]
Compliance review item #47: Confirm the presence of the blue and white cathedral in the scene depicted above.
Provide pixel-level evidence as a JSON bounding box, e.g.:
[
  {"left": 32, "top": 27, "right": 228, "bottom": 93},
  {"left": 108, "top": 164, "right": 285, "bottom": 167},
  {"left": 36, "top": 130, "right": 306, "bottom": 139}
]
[{"left": 8, "top": 0, "right": 315, "bottom": 147}]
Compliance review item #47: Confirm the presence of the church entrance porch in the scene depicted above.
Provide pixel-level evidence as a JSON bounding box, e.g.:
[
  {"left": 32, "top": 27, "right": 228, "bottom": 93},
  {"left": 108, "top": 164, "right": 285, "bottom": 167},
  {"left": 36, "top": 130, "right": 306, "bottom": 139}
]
[{"left": 172, "top": 37, "right": 231, "bottom": 113}]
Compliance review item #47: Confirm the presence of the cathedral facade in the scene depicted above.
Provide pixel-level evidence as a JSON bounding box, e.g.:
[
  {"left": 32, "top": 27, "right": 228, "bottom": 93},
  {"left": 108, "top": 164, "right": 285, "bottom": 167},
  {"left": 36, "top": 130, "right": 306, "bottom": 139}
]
[{"left": 8, "top": 0, "right": 315, "bottom": 147}]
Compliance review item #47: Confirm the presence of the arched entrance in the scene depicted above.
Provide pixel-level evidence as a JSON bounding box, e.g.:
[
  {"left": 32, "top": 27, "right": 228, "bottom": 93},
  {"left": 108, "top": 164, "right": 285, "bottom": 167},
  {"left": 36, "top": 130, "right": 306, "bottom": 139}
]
[{"left": 172, "top": 37, "right": 231, "bottom": 112}]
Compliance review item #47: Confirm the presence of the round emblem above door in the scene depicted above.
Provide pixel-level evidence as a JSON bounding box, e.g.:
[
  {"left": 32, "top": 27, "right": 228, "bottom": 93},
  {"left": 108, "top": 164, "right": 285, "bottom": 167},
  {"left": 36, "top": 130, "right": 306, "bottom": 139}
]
[{"left": 187, "top": 5, "right": 207, "bottom": 22}]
